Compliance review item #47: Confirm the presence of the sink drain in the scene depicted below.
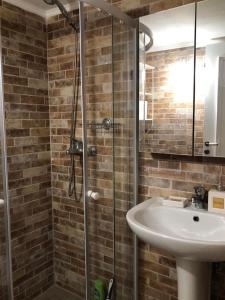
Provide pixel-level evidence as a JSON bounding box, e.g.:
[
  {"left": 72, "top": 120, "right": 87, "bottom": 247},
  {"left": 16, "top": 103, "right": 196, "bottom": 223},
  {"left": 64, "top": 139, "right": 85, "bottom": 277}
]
[{"left": 193, "top": 216, "right": 199, "bottom": 222}]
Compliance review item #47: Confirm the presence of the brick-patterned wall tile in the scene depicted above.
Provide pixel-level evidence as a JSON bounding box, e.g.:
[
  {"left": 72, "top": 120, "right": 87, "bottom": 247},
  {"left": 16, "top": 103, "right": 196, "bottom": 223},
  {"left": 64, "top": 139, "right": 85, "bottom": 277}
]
[{"left": 1, "top": 2, "right": 53, "bottom": 300}]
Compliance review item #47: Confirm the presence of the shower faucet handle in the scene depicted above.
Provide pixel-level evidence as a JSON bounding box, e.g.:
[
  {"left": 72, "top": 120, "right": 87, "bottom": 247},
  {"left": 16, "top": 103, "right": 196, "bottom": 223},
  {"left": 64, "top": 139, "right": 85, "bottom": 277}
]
[
  {"left": 66, "top": 139, "right": 97, "bottom": 156},
  {"left": 66, "top": 139, "right": 83, "bottom": 156}
]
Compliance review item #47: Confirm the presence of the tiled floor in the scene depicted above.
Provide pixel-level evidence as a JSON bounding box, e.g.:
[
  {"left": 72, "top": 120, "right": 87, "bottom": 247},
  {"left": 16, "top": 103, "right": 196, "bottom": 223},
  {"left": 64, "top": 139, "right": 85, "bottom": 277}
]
[{"left": 35, "top": 286, "right": 76, "bottom": 300}]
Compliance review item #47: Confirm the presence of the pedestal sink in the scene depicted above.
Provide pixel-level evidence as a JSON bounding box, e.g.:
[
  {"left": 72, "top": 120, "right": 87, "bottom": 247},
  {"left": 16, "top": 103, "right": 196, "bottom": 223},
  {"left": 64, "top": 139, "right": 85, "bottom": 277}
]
[{"left": 126, "top": 197, "right": 225, "bottom": 300}]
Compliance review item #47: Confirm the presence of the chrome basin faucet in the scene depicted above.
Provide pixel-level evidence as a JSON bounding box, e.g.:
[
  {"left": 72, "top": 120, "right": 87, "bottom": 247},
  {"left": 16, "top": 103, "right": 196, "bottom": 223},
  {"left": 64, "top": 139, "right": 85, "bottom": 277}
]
[{"left": 191, "top": 186, "right": 207, "bottom": 209}]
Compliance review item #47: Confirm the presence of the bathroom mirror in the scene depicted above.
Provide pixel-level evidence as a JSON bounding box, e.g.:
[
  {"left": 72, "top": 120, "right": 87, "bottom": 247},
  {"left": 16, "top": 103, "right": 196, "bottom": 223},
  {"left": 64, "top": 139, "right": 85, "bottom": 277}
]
[
  {"left": 139, "top": 0, "right": 225, "bottom": 159},
  {"left": 195, "top": 0, "right": 225, "bottom": 157},
  {"left": 139, "top": 3, "right": 196, "bottom": 155}
]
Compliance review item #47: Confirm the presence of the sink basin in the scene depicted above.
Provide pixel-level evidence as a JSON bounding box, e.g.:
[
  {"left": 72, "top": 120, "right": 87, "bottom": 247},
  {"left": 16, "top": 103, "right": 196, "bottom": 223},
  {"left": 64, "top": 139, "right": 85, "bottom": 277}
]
[
  {"left": 126, "top": 197, "right": 225, "bottom": 300},
  {"left": 126, "top": 197, "right": 225, "bottom": 261}
]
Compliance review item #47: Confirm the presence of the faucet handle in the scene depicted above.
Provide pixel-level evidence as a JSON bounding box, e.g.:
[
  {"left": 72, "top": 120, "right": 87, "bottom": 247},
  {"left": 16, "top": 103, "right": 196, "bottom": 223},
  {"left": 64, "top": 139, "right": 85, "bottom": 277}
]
[
  {"left": 194, "top": 186, "right": 206, "bottom": 198},
  {"left": 193, "top": 186, "right": 208, "bottom": 209}
]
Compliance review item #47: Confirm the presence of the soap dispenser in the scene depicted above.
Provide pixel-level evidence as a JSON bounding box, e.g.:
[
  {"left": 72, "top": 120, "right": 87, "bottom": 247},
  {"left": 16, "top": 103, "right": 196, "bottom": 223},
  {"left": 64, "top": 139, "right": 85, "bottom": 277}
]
[{"left": 208, "top": 172, "right": 225, "bottom": 214}]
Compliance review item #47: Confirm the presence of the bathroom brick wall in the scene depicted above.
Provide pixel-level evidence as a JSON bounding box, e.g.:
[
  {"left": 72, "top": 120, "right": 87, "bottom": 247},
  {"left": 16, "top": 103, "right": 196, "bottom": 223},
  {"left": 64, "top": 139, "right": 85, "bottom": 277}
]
[{"left": 1, "top": 2, "right": 53, "bottom": 300}]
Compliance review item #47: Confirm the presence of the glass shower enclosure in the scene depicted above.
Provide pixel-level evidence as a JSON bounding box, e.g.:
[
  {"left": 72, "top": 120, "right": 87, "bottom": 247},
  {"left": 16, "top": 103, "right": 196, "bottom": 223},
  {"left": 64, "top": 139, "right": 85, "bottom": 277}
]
[{"left": 0, "top": 0, "right": 152, "bottom": 299}]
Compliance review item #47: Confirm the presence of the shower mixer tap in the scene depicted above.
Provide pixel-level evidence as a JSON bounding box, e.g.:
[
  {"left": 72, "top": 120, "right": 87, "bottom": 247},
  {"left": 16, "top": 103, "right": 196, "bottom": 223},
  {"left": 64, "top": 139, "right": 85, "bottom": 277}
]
[
  {"left": 66, "top": 139, "right": 97, "bottom": 156},
  {"left": 67, "top": 139, "right": 83, "bottom": 155}
]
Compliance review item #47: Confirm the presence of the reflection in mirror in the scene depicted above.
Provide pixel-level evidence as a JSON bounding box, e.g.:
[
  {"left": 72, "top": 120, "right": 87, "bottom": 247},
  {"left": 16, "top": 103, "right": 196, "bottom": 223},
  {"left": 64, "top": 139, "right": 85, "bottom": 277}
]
[
  {"left": 195, "top": 0, "right": 225, "bottom": 157},
  {"left": 139, "top": 3, "right": 196, "bottom": 155}
]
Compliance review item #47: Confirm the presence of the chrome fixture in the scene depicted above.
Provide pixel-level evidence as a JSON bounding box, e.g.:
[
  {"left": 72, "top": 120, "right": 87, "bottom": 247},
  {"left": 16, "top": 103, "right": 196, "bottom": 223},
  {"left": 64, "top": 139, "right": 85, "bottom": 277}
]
[
  {"left": 87, "top": 118, "right": 120, "bottom": 131},
  {"left": 67, "top": 32, "right": 82, "bottom": 200},
  {"left": 66, "top": 139, "right": 97, "bottom": 156},
  {"left": 0, "top": 31, "right": 13, "bottom": 299},
  {"left": 191, "top": 186, "right": 207, "bottom": 209},
  {"left": 205, "top": 141, "right": 219, "bottom": 147},
  {"left": 102, "top": 118, "right": 113, "bottom": 130},
  {"left": 43, "top": 0, "right": 79, "bottom": 31},
  {"left": 139, "top": 23, "right": 153, "bottom": 51},
  {"left": 66, "top": 139, "right": 83, "bottom": 156},
  {"left": 204, "top": 141, "right": 219, "bottom": 155}
]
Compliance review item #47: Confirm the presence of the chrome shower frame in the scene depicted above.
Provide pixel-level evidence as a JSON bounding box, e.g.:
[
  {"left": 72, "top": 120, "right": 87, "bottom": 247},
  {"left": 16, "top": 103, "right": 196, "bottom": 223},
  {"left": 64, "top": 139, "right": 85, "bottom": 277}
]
[
  {"left": 0, "top": 23, "right": 14, "bottom": 300},
  {"left": 78, "top": 1, "right": 151, "bottom": 299}
]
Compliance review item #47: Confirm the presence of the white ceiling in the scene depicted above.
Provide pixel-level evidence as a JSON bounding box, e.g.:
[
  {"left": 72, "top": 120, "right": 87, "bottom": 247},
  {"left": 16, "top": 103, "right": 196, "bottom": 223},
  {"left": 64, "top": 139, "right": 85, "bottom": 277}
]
[
  {"left": 4, "top": 0, "right": 78, "bottom": 19},
  {"left": 141, "top": 0, "right": 225, "bottom": 52}
]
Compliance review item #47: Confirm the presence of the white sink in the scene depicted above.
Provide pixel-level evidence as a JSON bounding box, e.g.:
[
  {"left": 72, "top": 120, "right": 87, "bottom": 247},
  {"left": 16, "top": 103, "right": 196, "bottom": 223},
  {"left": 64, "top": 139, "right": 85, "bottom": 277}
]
[
  {"left": 126, "top": 197, "right": 225, "bottom": 261},
  {"left": 127, "top": 197, "right": 225, "bottom": 300}
]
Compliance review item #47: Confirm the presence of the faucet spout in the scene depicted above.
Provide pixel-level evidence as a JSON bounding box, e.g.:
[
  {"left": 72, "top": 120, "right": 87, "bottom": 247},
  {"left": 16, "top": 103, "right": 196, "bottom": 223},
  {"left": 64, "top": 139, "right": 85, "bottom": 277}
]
[{"left": 191, "top": 186, "right": 207, "bottom": 209}]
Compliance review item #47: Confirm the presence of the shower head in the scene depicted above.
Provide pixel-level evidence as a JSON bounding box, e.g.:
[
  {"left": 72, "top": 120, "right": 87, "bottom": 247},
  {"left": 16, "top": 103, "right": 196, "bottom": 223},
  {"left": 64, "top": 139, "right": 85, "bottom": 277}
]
[{"left": 43, "top": 0, "right": 78, "bottom": 31}]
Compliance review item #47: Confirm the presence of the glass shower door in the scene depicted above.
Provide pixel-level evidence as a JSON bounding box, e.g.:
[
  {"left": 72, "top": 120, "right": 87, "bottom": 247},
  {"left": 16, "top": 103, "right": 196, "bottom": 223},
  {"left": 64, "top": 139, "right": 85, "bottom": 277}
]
[
  {"left": 79, "top": 3, "right": 114, "bottom": 299},
  {"left": 79, "top": 1, "right": 138, "bottom": 299},
  {"left": 112, "top": 18, "right": 138, "bottom": 300}
]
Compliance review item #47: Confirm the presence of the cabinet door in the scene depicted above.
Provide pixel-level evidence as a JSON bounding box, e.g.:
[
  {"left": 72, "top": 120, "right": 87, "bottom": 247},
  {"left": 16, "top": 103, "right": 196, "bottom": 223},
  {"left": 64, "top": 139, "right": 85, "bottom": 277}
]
[
  {"left": 139, "top": 2, "right": 196, "bottom": 155},
  {"left": 194, "top": 0, "right": 225, "bottom": 157}
]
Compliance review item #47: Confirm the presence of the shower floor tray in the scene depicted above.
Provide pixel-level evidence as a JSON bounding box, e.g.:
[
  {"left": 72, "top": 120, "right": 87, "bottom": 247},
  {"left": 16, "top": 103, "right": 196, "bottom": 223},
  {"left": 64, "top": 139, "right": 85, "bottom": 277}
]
[{"left": 34, "top": 286, "right": 76, "bottom": 300}]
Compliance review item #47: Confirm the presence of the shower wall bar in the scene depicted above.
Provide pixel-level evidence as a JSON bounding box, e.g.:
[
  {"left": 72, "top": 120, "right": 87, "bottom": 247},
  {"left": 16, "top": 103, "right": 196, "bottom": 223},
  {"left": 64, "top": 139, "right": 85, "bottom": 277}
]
[{"left": 79, "top": 2, "right": 90, "bottom": 300}]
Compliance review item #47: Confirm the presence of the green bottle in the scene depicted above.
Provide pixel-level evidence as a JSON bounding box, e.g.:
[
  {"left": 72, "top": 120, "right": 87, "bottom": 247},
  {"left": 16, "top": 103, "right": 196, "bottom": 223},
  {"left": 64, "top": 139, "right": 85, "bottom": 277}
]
[{"left": 94, "top": 279, "right": 106, "bottom": 300}]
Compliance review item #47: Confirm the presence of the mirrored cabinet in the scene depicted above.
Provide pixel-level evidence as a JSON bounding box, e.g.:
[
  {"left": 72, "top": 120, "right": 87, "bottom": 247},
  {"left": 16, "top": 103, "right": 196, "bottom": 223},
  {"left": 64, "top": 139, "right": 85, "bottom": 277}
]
[
  {"left": 139, "top": 0, "right": 225, "bottom": 159},
  {"left": 195, "top": 0, "right": 225, "bottom": 157}
]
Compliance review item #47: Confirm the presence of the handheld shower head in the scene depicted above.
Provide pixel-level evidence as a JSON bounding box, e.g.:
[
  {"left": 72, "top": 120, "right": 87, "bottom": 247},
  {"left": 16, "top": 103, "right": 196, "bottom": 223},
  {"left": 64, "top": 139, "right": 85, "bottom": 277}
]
[{"left": 43, "top": 0, "right": 78, "bottom": 31}]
